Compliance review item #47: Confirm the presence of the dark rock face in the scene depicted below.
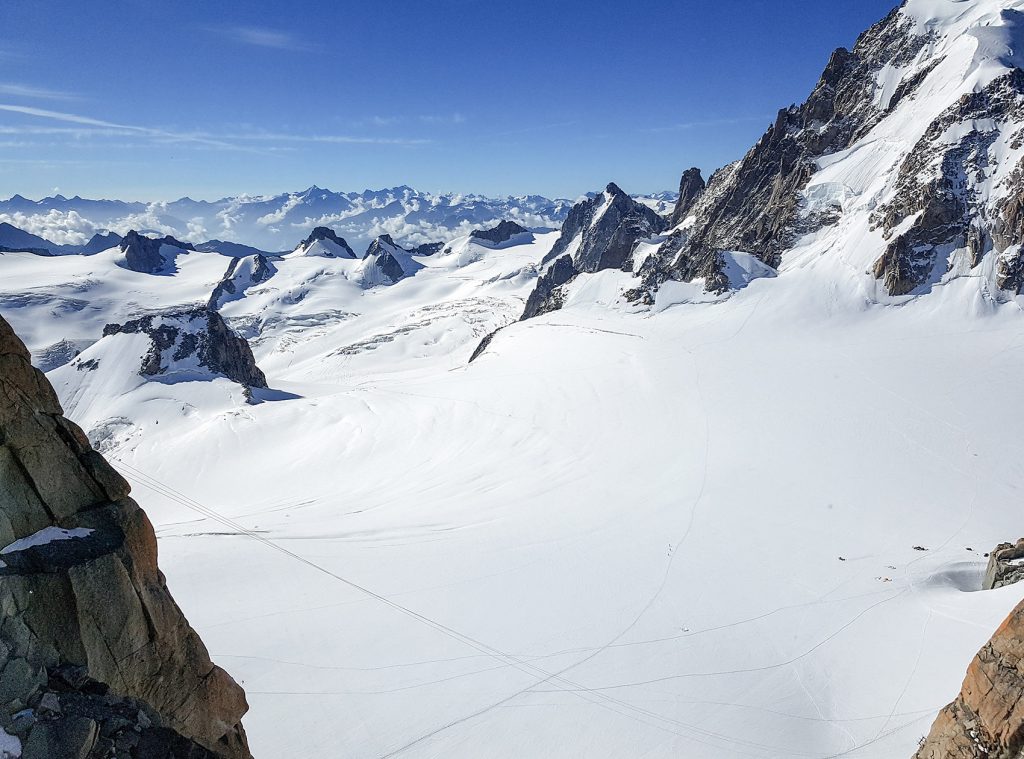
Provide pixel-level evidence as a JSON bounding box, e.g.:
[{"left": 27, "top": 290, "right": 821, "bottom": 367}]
[
  {"left": 983, "top": 538, "right": 1024, "bottom": 591},
  {"left": 0, "top": 314, "right": 252, "bottom": 758},
  {"left": 102, "top": 308, "right": 267, "bottom": 389},
  {"left": 633, "top": 6, "right": 935, "bottom": 298},
  {"left": 408, "top": 242, "right": 444, "bottom": 256},
  {"left": 522, "top": 184, "right": 666, "bottom": 319},
  {"left": 668, "top": 168, "right": 706, "bottom": 228},
  {"left": 117, "top": 231, "right": 195, "bottom": 274},
  {"left": 470, "top": 221, "right": 530, "bottom": 245},
  {"left": 363, "top": 235, "right": 411, "bottom": 283},
  {"left": 208, "top": 255, "right": 277, "bottom": 309},
  {"left": 873, "top": 69, "right": 1024, "bottom": 295},
  {"left": 297, "top": 226, "right": 356, "bottom": 257},
  {"left": 543, "top": 183, "right": 666, "bottom": 273},
  {"left": 81, "top": 231, "right": 122, "bottom": 255},
  {"left": 913, "top": 598, "right": 1024, "bottom": 759},
  {"left": 522, "top": 255, "right": 578, "bottom": 320}
]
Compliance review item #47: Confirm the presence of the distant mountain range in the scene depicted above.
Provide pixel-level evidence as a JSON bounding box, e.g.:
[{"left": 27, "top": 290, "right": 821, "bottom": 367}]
[{"left": 0, "top": 186, "right": 678, "bottom": 255}]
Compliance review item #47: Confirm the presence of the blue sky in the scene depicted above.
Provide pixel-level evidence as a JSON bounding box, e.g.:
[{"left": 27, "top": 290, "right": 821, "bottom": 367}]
[{"left": 0, "top": 0, "right": 898, "bottom": 201}]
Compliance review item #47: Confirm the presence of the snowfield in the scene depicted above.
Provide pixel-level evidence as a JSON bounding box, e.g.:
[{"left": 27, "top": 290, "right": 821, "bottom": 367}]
[
  {"left": 3, "top": 0, "right": 1024, "bottom": 754},
  {"left": 4, "top": 225, "right": 1018, "bottom": 758}
]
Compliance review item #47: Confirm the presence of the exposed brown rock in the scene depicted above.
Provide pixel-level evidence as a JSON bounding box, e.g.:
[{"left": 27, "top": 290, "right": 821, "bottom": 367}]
[
  {"left": 0, "top": 314, "right": 252, "bottom": 758},
  {"left": 913, "top": 598, "right": 1024, "bottom": 759},
  {"left": 984, "top": 539, "right": 1024, "bottom": 591}
]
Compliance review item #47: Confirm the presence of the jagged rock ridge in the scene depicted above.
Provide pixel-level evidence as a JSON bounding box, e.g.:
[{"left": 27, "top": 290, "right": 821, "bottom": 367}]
[
  {"left": 118, "top": 231, "right": 195, "bottom": 275},
  {"left": 470, "top": 220, "right": 530, "bottom": 245},
  {"left": 0, "top": 314, "right": 252, "bottom": 758},
  {"left": 102, "top": 308, "right": 268, "bottom": 389},
  {"left": 616, "top": 1, "right": 1024, "bottom": 302},
  {"left": 522, "top": 183, "right": 666, "bottom": 319}
]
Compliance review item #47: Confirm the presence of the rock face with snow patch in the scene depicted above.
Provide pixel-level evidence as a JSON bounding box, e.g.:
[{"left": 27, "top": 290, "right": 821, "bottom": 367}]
[
  {"left": 117, "top": 230, "right": 195, "bottom": 274},
  {"left": 208, "top": 254, "right": 277, "bottom": 309},
  {"left": 874, "top": 69, "right": 1024, "bottom": 294},
  {"left": 294, "top": 226, "right": 357, "bottom": 258},
  {"left": 362, "top": 234, "right": 418, "bottom": 284},
  {"left": 470, "top": 220, "right": 530, "bottom": 244},
  {"left": 983, "top": 538, "right": 1024, "bottom": 590},
  {"left": 628, "top": 2, "right": 1024, "bottom": 301},
  {"left": 913, "top": 597, "right": 1024, "bottom": 759},
  {"left": 522, "top": 183, "right": 665, "bottom": 319},
  {"left": 0, "top": 314, "right": 252, "bottom": 758},
  {"left": 102, "top": 308, "right": 267, "bottom": 389}
]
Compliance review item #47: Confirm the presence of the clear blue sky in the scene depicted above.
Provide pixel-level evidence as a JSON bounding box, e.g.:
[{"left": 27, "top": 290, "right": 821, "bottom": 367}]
[{"left": 0, "top": 0, "right": 898, "bottom": 201}]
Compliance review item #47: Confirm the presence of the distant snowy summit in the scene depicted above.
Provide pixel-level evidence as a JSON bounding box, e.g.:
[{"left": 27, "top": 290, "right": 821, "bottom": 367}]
[{"left": 0, "top": 185, "right": 673, "bottom": 256}]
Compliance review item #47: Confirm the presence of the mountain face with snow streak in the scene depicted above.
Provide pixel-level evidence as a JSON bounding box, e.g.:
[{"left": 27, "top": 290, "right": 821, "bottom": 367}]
[
  {"left": 618, "top": 0, "right": 1024, "bottom": 304},
  {"left": 522, "top": 183, "right": 666, "bottom": 319}
]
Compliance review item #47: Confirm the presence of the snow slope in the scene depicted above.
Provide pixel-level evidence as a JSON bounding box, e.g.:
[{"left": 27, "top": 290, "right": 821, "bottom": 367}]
[
  {"left": 6, "top": 228, "right": 1018, "bottom": 758},
  {"left": 1, "top": 2, "right": 1023, "bottom": 757}
]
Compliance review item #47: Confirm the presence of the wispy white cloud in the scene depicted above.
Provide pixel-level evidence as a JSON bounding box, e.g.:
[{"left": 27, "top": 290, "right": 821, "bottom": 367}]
[
  {"left": 0, "top": 104, "right": 238, "bottom": 148},
  {"left": 419, "top": 113, "right": 466, "bottom": 125},
  {"left": 493, "top": 120, "right": 579, "bottom": 137},
  {"left": 217, "top": 131, "right": 431, "bottom": 146},
  {"left": 0, "top": 106, "right": 431, "bottom": 153},
  {"left": 641, "top": 115, "right": 772, "bottom": 133},
  {"left": 212, "top": 26, "right": 319, "bottom": 52},
  {"left": 0, "top": 82, "right": 80, "bottom": 101}
]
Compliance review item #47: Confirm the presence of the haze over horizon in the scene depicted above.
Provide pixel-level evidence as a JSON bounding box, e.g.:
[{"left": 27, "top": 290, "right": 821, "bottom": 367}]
[{"left": 1, "top": 0, "right": 896, "bottom": 202}]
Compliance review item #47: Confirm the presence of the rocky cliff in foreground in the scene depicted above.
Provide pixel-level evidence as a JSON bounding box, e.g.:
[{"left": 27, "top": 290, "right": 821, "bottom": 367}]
[
  {"left": 914, "top": 596, "right": 1024, "bottom": 759},
  {"left": 0, "top": 314, "right": 252, "bottom": 758}
]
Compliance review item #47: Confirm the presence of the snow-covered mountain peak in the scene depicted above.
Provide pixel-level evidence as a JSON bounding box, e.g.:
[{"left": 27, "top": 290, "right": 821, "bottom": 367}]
[{"left": 291, "top": 226, "right": 356, "bottom": 259}]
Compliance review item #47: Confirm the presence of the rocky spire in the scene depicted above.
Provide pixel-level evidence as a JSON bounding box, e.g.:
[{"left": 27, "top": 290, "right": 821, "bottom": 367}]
[
  {"left": 0, "top": 314, "right": 252, "bottom": 758},
  {"left": 522, "top": 182, "right": 666, "bottom": 319},
  {"left": 668, "top": 167, "right": 705, "bottom": 227},
  {"left": 363, "top": 235, "right": 411, "bottom": 283}
]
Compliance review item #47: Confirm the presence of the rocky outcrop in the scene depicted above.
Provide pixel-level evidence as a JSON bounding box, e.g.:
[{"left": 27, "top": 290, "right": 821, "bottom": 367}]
[
  {"left": 543, "top": 183, "right": 666, "bottom": 273},
  {"left": 470, "top": 221, "right": 530, "bottom": 245},
  {"left": 983, "top": 538, "right": 1024, "bottom": 591},
  {"left": 362, "top": 234, "right": 417, "bottom": 284},
  {"left": 668, "top": 168, "right": 706, "bottom": 228},
  {"left": 632, "top": 5, "right": 938, "bottom": 299},
  {"left": 522, "top": 184, "right": 665, "bottom": 319},
  {"left": 913, "top": 598, "right": 1024, "bottom": 759},
  {"left": 522, "top": 255, "right": 577, "bottom": 320},
  {"left": 0, "top": 314, "right": 252, "bottom": 758},
  {"left": 874, "top": 69, "right": 1024, "bottom": 295},
  {"left": 117, "top": 231, "right": 195, "bottom": 275},
  {"left": 102, "top": 308, "right": 267, "bottom": 390},
  {"left": 295, "top": 226, "right": 356, "bottom": 258},
  {"left": 208, "top": 254, "right": 277, "bottom": 309},
  {"left": 408, "top": 242, "right": 444, "bottom": 256}
]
